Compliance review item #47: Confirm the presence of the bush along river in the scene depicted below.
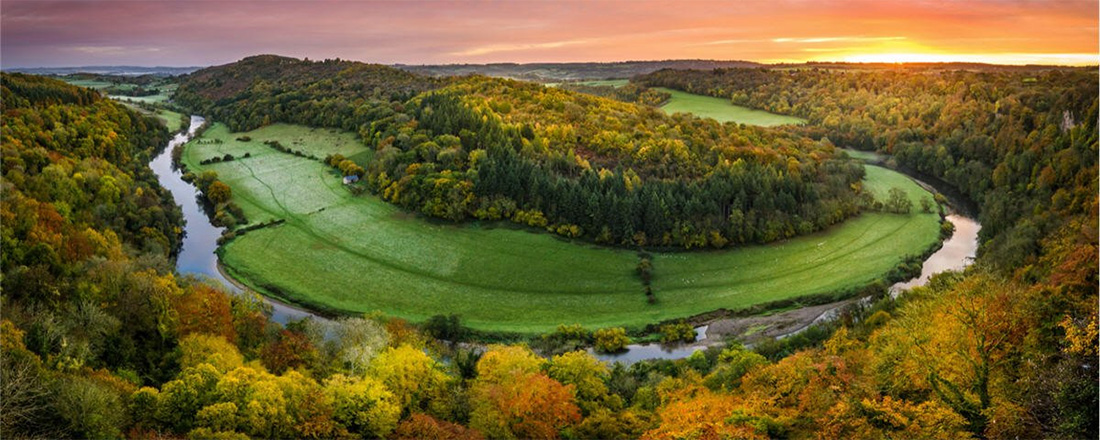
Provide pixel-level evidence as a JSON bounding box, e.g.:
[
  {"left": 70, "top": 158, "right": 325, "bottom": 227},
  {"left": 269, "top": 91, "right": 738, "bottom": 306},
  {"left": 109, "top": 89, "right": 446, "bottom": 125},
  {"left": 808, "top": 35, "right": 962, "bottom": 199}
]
[
  {"left": 149, "top": 116, "right": 324, "bottom": 325},
  {"left": 155, "top": 119, "right": 980, "bottom": 360}
]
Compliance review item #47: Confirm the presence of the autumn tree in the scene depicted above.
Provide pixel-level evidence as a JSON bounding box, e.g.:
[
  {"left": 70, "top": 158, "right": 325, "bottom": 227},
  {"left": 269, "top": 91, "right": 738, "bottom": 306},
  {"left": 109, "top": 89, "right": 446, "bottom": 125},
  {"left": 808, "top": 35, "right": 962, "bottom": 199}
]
[
  {"left": 369, "top": 344, "right": 452, "bottom": 416},
  {"left": 394, "top": 413, "right": 484, "bottom": 440},
  {"left": 547, "top": 350, "right": 613, "bottom": 413},
  {"left": 469, "top": 345, "right": 581, "bottom": 439},
  {"left": 173, "top": 283, "right": 237, "bottom": 343},
  {"left": 593, "top": 327, "right": 630, "bottom": 353},
  {"left": 324, "top": 374, "right": 401, "bottom": 438},
  {"left": 178, "top": 333, "right": 244, "bottom": 373},
  {"left": 206, "top": 180, "right": 232, "bottom": 205},
  {"left": 261, "top": 329, "right": 319, "bottom": 374}
]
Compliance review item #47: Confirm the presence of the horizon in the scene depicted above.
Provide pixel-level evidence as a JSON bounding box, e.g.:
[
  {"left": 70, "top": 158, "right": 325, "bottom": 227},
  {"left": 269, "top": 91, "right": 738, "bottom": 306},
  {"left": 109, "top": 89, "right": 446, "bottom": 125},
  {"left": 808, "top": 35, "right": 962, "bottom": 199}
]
[
  {"left": 2, "top": 0, "right": 1097, "bottom": 69},
  {"left": 5, "top": 55, "right": 1097, "bottom": 71}
]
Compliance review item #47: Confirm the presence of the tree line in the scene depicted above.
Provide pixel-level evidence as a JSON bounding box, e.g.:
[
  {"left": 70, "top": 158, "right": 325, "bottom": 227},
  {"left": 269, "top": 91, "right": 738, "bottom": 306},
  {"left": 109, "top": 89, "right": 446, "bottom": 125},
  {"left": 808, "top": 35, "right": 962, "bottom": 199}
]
[
  {"left": 1, "top": 64, "right": 1096, "bottom": 439},
  {"left": 175, "top": 57, "right": 869, "bottom": 248}
]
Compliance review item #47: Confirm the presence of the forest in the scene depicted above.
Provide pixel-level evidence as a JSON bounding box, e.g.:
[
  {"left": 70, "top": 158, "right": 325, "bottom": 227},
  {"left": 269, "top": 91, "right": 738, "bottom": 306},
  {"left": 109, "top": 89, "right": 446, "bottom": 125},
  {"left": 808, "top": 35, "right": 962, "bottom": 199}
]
[
  {"left": 176, "top": 57, "right": 866, "bottom": 248},
  {"left": 638, "top": 67, "right": 1098, "bottom": 261},
  {"left": 1, "top": 60, "right": 1097, "bottom": 440}
]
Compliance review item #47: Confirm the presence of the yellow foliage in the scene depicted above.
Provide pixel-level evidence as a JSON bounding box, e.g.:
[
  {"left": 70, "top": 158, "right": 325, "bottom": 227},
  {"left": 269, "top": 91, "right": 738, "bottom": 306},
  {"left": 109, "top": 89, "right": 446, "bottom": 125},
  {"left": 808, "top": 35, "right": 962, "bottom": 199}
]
[
  {"left": 369, "top": 344, "right": 451, "bottom": 413},
  {"left": 179, "top": 334, "right": 244, "bottom": 373}
]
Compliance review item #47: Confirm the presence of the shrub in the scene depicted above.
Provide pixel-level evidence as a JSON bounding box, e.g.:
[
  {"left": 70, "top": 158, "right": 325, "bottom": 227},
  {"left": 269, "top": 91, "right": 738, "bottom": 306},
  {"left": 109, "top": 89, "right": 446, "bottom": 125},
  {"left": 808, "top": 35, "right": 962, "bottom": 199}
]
[
  {"left": 535, "top": 324, "right": 592, "bottom": 356},
  {"left": 636, "top": 257, "right": 653, "bottom": 284},
  {"left": 593, "top": 328, "right": 630, "bottom": 353},
  {"left": 659, "top": 321, "right": 696, "bottom": 344},
  {"left": 424, "top": 314, "right": 467, "bottom": 342}
]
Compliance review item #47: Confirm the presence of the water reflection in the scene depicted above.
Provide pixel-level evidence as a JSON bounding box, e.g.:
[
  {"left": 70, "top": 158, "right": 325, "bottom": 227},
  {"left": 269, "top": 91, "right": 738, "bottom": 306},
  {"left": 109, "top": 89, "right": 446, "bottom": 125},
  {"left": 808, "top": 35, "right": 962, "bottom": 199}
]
[{"left": 149, "top": 116, "right": 321, "bottom": 324}]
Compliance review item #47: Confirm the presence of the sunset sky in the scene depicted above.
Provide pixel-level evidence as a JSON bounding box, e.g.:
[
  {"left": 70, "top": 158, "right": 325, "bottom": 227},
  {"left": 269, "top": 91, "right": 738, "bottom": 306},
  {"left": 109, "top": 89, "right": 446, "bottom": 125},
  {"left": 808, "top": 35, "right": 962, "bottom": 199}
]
[{"left": 2, "top": 0, "right": 1097, "bottom": 68}]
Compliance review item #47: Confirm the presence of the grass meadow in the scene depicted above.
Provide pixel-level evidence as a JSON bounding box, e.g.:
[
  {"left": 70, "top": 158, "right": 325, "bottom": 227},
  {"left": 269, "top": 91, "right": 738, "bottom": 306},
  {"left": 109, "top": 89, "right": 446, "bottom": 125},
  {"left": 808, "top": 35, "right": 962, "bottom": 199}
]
[
  {"left": 655, "top": 87, "right": 806, "bottom": 126},
  {"left": 184, "top": 123, "right": 941, "bottom": 333}
]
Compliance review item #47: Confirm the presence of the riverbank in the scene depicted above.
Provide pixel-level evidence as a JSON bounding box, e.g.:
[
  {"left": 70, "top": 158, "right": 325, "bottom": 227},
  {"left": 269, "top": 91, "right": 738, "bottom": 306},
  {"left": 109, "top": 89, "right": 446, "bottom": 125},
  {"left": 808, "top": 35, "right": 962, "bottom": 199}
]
[{"left": 163, "top": 119, "right": 976, "bottom": 360}]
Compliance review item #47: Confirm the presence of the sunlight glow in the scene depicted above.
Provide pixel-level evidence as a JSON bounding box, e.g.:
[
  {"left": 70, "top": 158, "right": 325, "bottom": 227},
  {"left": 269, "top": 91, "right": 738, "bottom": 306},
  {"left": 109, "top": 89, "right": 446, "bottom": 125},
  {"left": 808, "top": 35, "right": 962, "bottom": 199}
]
[{"left": 839, "top": 52, "right": 1098, "bottom": 65}]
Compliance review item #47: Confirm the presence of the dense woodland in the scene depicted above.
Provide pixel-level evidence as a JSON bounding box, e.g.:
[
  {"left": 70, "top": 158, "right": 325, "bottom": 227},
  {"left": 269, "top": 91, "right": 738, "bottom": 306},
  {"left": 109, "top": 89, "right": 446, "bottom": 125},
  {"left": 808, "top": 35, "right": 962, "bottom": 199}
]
[
  {"left": 177, "top": 56, "right": 865, "bottom": 248},
  {"left": 1, "top": 61, "right": 1097, "bottom": 440},
  {"left": 638, "top": 67, "right": 1098, "bottom": 261},
  {"left": 556, "top": 82, "right": 671, "bottom": 107}
]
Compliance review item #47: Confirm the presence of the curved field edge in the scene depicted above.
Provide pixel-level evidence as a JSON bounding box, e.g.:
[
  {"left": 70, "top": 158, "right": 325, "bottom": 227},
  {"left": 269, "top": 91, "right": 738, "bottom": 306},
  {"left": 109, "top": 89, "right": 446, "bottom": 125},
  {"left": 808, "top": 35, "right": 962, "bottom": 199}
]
[
  {"left": 183, "top": 123, "right": 941, "bottom": 334},
  {"left": 654, "top": 88, "right": 806, "bottom": 126}
]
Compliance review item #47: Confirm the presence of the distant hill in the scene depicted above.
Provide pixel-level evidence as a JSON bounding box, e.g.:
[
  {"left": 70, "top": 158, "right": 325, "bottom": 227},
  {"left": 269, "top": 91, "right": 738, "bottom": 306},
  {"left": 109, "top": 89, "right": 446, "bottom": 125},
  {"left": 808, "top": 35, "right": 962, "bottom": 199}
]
[
  {"left": 4, "top": 65, "right": 201, "bottom": 76},
  {"left": 174, "top": 54, "right": 442, "bottom": 130},
  {"left": 177, "top": 54, "right": 438, "bottom": 101},
  {"left": 398, "top": 60, "right": 763, "bottom": 81}
]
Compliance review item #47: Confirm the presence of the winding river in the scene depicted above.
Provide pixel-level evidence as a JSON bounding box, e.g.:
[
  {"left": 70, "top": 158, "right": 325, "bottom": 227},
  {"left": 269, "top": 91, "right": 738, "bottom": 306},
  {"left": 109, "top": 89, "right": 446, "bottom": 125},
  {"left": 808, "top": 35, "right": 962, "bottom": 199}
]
[
  {"left": 152, "top": 116, "right": 980, "bottom": 360},
  {"left": 150, "top": 116, "right": 322, "bottom": 325}
]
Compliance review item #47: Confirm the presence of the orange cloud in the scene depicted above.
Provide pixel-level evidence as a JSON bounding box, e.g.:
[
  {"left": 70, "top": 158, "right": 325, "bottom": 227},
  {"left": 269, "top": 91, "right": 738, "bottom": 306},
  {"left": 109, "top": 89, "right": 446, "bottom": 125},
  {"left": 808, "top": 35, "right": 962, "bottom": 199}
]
[{"left": 1, "top": 0, "right": 1095, "bottom": 67}]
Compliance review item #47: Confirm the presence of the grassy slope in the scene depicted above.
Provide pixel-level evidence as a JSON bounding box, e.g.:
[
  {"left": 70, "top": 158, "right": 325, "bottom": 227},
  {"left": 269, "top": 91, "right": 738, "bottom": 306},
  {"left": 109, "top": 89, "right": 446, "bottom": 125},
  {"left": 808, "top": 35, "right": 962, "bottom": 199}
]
[
  {"left": 578, "top": 79, "right": 630, "bottom": 87},
  {"left": 185, "top": 123, "right": 940, "bottom": 333},
  {"left": 116, "top": 101, "right": 185, "bottom": 132},
  {"left": 655, "top": 87, "right": 806, "bottom": 127},
  {"left": 60, "top": 77, "right": 183, "bottom": 131},
  {"left": 842, "top": 148, "right": 886, "bottom": 162}
]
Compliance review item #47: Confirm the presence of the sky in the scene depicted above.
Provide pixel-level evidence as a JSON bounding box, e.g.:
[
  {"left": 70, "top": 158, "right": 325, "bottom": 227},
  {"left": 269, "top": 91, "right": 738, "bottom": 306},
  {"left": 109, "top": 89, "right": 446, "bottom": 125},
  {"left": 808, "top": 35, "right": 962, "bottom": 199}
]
[{"left": 1, "top": 0, "right": 1097, "bottom": 68}]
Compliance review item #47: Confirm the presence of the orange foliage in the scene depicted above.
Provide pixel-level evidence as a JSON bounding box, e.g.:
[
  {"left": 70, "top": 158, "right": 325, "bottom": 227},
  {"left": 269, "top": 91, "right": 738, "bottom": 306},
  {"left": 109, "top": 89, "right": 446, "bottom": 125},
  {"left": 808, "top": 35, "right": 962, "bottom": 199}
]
[
  {"left": 643, "top": 385, "right": 767, "bottom": 440},
  {"left": 172, "top": 284, "right": 237, "bottom": 343},
  {"left": 470, "top": 371, "right": 580, "bottom": 439},
  {"left": 394, "top": 413, "right": 484, "bottom": 440},
  {"left": 261, "top": 330, "right": 318, "bottom": 374}
]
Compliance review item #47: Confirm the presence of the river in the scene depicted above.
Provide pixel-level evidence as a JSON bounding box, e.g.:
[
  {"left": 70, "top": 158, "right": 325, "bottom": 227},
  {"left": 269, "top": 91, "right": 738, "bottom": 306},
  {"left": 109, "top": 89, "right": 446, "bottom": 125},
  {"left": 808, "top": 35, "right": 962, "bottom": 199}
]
[
  {"left": 149, "top": 116, "right": 323, "bottom": 325},
  {"left": 153, "top": 118, "right": 980, "bottom": 359},
  {"left": 592, "top": 211, "right": 981, "bottom": 364}
]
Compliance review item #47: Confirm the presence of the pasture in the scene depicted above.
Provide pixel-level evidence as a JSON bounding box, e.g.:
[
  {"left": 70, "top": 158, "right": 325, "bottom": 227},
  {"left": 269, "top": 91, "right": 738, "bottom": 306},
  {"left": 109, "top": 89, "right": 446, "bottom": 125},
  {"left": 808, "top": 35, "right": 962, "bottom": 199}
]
[
  {"left": 578, "top": 79, "right": 630, "bottom": 87},
  {"left": 655, "top": 87, "right": 806, "bottom": 126},
  {"left": 185, "top": 123, "right": 940, "bottom": 333}
]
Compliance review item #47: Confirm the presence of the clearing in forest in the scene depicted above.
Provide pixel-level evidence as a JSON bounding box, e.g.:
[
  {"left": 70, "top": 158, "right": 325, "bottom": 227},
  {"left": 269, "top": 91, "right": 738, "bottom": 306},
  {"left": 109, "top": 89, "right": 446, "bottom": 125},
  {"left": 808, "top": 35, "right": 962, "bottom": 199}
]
[
  {"left": 184, "top": 123, "right": 940, "bottom": 333},
  {"left": 655, "top": 87, "right": 806, "bottom": 126}
]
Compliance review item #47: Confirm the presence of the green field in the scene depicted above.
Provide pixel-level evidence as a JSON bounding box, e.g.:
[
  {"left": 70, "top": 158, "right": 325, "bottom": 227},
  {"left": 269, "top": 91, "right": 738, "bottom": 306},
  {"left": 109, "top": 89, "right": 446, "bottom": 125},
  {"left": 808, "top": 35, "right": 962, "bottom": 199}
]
[
  {"left": 60, "top": 76, "right": 182, "bottom": 129},
  {"left": 655, "top": 88, "right": 806, "bottom": 126},
  {"left": 184, "top": 124, "right": 940, "bottom": 333},
  {"left": 842, "top": 148, "right": 886, "bottom": 162},
  {"left": 578, "top": 79, "right": 630, "bottom": 87},
  {"left": 63, "top": 78, "right": 116, "bottom": 89},
  {"left": 115, "top": 101, "right": 185, "bottom": 132}
]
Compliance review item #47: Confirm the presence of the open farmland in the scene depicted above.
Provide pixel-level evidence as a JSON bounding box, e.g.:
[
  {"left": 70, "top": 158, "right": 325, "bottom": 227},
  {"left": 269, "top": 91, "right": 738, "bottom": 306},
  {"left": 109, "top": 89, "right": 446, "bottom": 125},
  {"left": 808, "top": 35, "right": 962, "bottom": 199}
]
[
  {"left": 184, "top": 123, "right": 941, "bottom": 333},
  {"left": 578, "top": 79, "right": 630, "bottom": 87},
  {"left": 655, "top": 87, "right": 806, "bottom": 126}
]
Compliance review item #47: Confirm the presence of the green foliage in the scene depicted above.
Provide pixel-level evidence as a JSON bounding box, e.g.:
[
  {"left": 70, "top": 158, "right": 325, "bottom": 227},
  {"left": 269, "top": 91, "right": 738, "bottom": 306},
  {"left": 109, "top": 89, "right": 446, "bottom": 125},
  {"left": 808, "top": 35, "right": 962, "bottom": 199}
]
[
  {"left": 703, "top": 345, "right": 768, "bottom": 391},
  {"left": 654, "top": 87, "right": 805, "bottom": 126},
  {"left": 558, "top": 82, "right": 671, "bottom": 106},
  {"left": 638, "top": 66, "right": 1098, "bottom": 255},
  {"left": 659, "top": 321, "right": 696, "bottom": 344},
  {"left": 175, "top": 55, "right": 440, "bottom": 132},
  {"left": 186, "top": 123, "right": 940, "bottom": 333},
  {"left": 593, "top": 328, "right": 631, "bottom": 354},
  {"left": 536, "top": 324, "right": 593, "bottom": 356},
  {"left": 920, "top": 197, "right": 934, "bottom": 213},
  {"left": 548, "top": 351, "right": 612, "bottom": 413},
  {"left": 424, "top": 314, "right": 468, "bottom": 342},
  {"left": 885, "top": 187, "right": 914, "bottom": 214},
  {"left": 54, "top": 376, "right": 129, "bottom": 439},
  {"left": 179, "top": 56, "right": 866, "bottom": 249}
]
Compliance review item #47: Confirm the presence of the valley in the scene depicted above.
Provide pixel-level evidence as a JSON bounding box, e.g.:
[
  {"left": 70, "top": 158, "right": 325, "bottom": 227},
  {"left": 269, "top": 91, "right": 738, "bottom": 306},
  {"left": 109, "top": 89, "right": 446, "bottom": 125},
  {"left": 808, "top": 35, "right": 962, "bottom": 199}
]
[{"left": 181, "top": 120, "right": 941, "bottom": 333}]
